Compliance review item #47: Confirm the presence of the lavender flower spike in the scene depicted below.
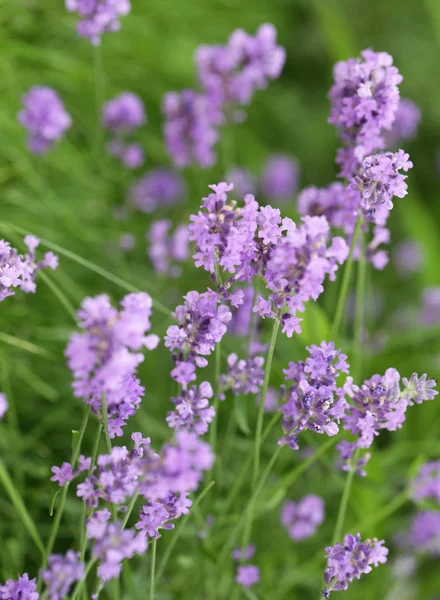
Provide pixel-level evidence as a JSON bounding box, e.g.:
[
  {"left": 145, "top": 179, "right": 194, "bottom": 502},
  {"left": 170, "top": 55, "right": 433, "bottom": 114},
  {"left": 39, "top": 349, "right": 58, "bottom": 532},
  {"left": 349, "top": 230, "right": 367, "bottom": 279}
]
[
  {"left": 0, "top": 574, "right": 39, "bottom": 600},
  {"left": 40, "top": 551, "right": 84, "bottom": 600},
  {"left": 65, "top": 0, "right": 131, "bottom": 46}
]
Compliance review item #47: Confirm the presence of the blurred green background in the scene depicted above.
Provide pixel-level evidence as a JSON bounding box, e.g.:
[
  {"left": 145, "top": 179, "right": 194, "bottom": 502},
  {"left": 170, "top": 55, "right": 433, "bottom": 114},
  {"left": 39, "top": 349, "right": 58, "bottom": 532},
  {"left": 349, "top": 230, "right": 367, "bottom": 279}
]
[{"left": 0, "top": 0, "right": 439, "bottom": 598}]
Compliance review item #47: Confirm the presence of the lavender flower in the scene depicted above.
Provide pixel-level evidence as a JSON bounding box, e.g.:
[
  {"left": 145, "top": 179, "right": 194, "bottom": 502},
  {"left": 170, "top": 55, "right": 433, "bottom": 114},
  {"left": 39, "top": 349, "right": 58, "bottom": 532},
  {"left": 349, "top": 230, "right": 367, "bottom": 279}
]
[
  {"left": 225, "top": 167, "right": 257, "bottom": 197},
  {"left": 0, "top": 393, "right": 8, "bottom": 420},
  {"left": 232, "top": 544, "right": 256, "bottom": 562},
  {"left": 393, "top": 240, "right": 423, "bottom": 278},
  {"left": 278, "top": 342, "right": 349, "bottom": 450},
  {"left": 102, "top": 93, "right": 146, "bottom": 134},
  {"left": 166, "top": 381, "right": 216, "bottom": 435},
  {"left": 281, "top": 495, "right": 325, "bottom": 540},
  {"left": 235, "top": 565, "right": 260, "bottom": 588},
  {"left": 411, "top": 461, "right": 440, "bottom": 505},
  {"left": 322, "top": 534, "right": 388, "bottom": 596},
  {"left": 421, "top": 287, "right": 440, "bottom": 326},
  {"left": 162, "top": 90, "right": 223, "bottom": 168},
  {"left": 329, "top": 49, "right": 402, "bottom": 177},
  {"left": 107, "top": 139, "right": 145, "bottom": 169},
  {"left": 196, "top": 23, "right": 285, "bottom": 108},
  {"left": 40, "top": 551, "right": 84, "bottom": 600},
  {"left": 351, "top": 150, "right": 413, "bottom": 220},
  {"left": 148, "top": 220, "right": 189, "bottom": 277},
  {"left": 0, "top": 574, "right": 39, "bottom": 599},
  {"left": 65, "top": 0, "right": 131, "bottom": 46},
  {"left": 18, "top": 87, "right": 71, "bottom": 154},
  {"left": 260, "top": 154, "right": 300, "bottom": 202},
  {"left": 409, "top": 511, "right": 440, "bottom": 556},
  {"left": 336, "top": 441, "right": 371, "bottom": 477},
  {"left": 0, "top": 236, "right": 58, "bottom": 302},
  {"left": 65, "top": 293, "right": 159, "bottom": 437},
  {"left": 219, "top": 353, "right": 264, "bottom": 400},
  {"left": 87, "top": 510, "right": 147, "bottom": 581},
  {"left": 164, "top": 289, "right": 231, "bottom": 384},
  {"left": 130, "top": 168, "right": 186, "bottom": 213},
  {"left": 386, "top": 98, "right": 421, "bottom": 147}
]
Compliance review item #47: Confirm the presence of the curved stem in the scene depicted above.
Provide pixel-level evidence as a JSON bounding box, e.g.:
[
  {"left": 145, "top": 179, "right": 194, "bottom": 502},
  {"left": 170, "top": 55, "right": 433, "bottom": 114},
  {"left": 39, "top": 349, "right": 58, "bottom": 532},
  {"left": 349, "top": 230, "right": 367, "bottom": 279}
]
[
  {"left": 353, "top": 229, "right": 366, "bottom": 381},
  {"left": 331, "top": 447, "right": 359, "bottom": 544},
  {"left": 149, "top": 538, "right": 157, "bottom": 600},
  {"left": 330, "top": 216, "right": 362, "bottom": 341}
]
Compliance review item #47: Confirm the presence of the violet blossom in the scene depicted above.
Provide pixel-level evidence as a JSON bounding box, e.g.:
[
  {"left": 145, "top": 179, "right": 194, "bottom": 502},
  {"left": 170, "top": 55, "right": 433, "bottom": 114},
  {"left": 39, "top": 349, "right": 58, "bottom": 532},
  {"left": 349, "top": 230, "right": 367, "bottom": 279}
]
[
  {"left": 260, "top": 154, "right": 300, "bottom": 202},
  {"left": 0, "top": 574, "right": 39, "bottom": 600},
  {"left": 281, "top": 495, "right": 325, "bottom": 540},
  {"left": 129, "top": 168, "right": 186, "bottom": 213},
  {"left": 408, "top": 511, "right": 440, "bottom": 556},
  {"left": 219, "top": 353, "right": 264, "bottom": 400},
  {"left": 40, "top": 551, "right": 84, "bottom": 600},
  {"left": 411, "top": 461, "right": 440, "bottom": 505},
  {"left": 386, "top": 98, "right": 421, "bottom": 147},
  {"left": 65, "top": 0, "right": 131, "bottom": 46},
  {"left": 148, "top": 220, "right": 190, "bottom": 278},
  {"left": 0, "top": 393, "right": 8, "bottom": 420},
  {"left": 235, "top": 565, "right": 260, "bottom": 588},
  {"left": 166, "top": 381, "right": 216, "bottom": 435}
]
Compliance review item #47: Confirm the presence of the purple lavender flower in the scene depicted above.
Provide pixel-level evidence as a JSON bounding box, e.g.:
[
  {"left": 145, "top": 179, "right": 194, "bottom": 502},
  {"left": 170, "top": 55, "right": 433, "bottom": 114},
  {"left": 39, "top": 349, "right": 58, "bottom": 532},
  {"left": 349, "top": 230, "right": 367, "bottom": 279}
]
[
  {"left": 51, "top": 462, "right": 73, "bottom": 486},
  {"left": 420, "top": 287, "right": 440, "bottom": 326},
  {"left": 65, "top": 293, "right": 159, "bottom": 437},
  {"left": 281, "top": 495, "right": 325, "bottom": 540},
  {"left": 402, "top": 373, "right": 438, "bottom": 405},
  {"left": 409, "top": 511, "right": 440, "bottom": 556},
  {"left": 329, "top": 49, "right": 402, "bottom": 177},
  {"left": 18, "top": 87, "right": 71, "bottom": 155},
  {"left": 393, "top": 240, "right": 423, "bottom": 278},
  {"left": 87, "top": 510, "right": 147, "bottom": 581},
  {"left": 411, "top": 461, "right": 440, "bottom": 505},
  {"left": 107, "top": 140, "right": 145, "bottom": 169},
  {"left": 162, "top": 90, "right": 223, "bottom": 168},
  {"left": 0, "top": 393, "right": 8, "bottom": 420},
  {"left": 225, "top": 167, "right": 256, "bottom": 198},
  {"left": 129, "top": 168, "right": 186, "bottom": 213},
  {"left": 219, "top": 353, "right": 264, "bottom": 400},
  {"left": 0, "top": 236, "right": 58, "bottom": 302},
  {"left": 323, "top": 534, "right": 388, "bottom": 596},
  {"left": 102, "top": 93, "right": 146, "bottom": 134},
  {"left": 260, "top": 154, "right": 300, "bottom": 202},
  {"left": 65, "top": 0, "right": 131, "bottom": 46},
  {"left": 196, "top": 23, "right": 285, "bottom": 108},
  {"left": 336, "top": 441, "right": 371, "bottom": 477},
  {"left": 40, "top": 551, "right": 84, "bottom": 600},
  {"left": 148, "top": 220, "right": 189, "bottom": 278},
  {"left": 235, "top": 565, "right": 260, "bottom": 588},
  {"left": 166, "top": 381, "right": 216, "bottom": 435},
  {"left": 386, "top": 98, "right": 421, "bottom": 147},
  {"left": 232, "top": 544, "right": 256, "bottom": 562},
  {"left": 278, "top": 342, "right": 349, "bottom": 450},
  {"left": 351, "top": 150, "right": 413, "bottom": 220},
  {"left": 0, "top": 574, "right": 39, "bottom": 600},
  {"left": 165, "top": 289, "right": 231, "bottom": 384}
]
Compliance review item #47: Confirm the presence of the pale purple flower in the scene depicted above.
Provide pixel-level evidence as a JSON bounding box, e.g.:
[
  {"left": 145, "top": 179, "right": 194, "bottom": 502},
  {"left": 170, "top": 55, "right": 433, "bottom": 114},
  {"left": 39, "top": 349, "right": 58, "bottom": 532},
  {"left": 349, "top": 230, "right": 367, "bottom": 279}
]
[
  {"left": 130, "top": 168, "right": 186, "bottom": 213},
  {"left": 260, "top": 154, "right": 300, "bottom": 202},
  {"left": 409, "top": 511, "right": 440, "bottom": 556},
  {"left": 393, "top": 240, "right": 422, "bottom": 278},
  {"left": 281, "top": 495, "right": 325, "bottom": 540},
  {"left": 402, "top": 373, "right": 438, "bottom": 405},
  {"left": 235, "top": 565, "right": 260, "bottom": 588},
  {"left": 336, "top": 441, "right": 371, "bottom": 477},
  {"left": 65, "top": 293, "right": 159, "bottom": 437},
  {"left": 0, "top": 237, "right": 58, "bottom": 302},
  {"left": 386, "top": 98, "right": 421, "bottom": 147},
  {"left": 0, "top": 393, "right": 8, "bottom": 420},
  {"left": 148, "top": 220, "right": 189, "bottom": 277},
  {"left": 219, "top": 354, "right": 264, "bottom": 400},
  {"left": 323, "top": 534, "right": 388, "bottom": 596},
  {"left": 40, "top": 551, "right": 84, "bottom": 600},
  {"left": 420, "top": 287, "right": 440, "bottom": 326},
  {"left": 0, "top": 574, "right": 39, "bottom": 600},
  {"left": 51, "top": 463, "right": 73, "bottom": 486},
  {"left": 18, "top": 86, "right": 72, "bottom": 154},
  {"left": 232, "top": 544, "right": 255, "bottom": 562},
  {"left": 65, "top": 0, "right": 131, "bottom": 46},
  {"left": 162, "top": 90, "right": 223, "bottom": 168},
  {"left": 167, "top": 382, "right": 215, "bottom": 435},
  {"left": 225, "top": 167, "right": 256, "bottom": 197},
  {"left": 102, "top": 93, "right": 146, "bottom": 134},
  {"left": 411, "top": 461, "right": 440, "bottom": 505}
]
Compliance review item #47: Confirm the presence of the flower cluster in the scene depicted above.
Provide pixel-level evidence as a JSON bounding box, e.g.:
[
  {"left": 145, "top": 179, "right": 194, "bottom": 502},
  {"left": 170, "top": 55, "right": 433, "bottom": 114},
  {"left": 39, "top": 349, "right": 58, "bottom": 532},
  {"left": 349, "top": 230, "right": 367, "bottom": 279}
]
[
  {"left": 18, "top": 86, "right": 72, "bottom": 155},
  {"left": 0, "top": 574, "right": 39, "bottom": 600},
  {"left": 235, "top": 565, "right": 260, "bottom": 588},
  {"left": 51, "top": 454, "right": 90, "bottom": 487},
  {"left": 65, "top": 0, "right": 131, "bottom": 46},
  {"left": 411, "top": 461, "right": 440, "bottom": 505},
  {"left": 219, "top": 353, "right": 264, "bottom": 400},
  {"left": 65, "top": 293, "right": 159, "bottom": 437},
  {"left": 386, "top": 98, "right": 421, "bottom": 147},
  {"left": 164, "top": 289, "right": 231, "bottom": 385},
  {"left": 162, "top": 90, "right": 223, "bottom": 168},
  {"left": 408, "top": 511, "right": 440, "bottom": 556},
  {"left": 87, "top": 509, "right": 146, "bottom": 581},
  {"left": 189, "top": 183, "right": 348, "bottom": 334},
  {"left": 421, "top": 287, "right": 440, "bottom": 326},
  {"left": 336, "top": 440, "right": 371, "bottom": 477},
  {"left": 281, "top": 495, "right": 325, "bottom": 540},
  {"left": 102, "top": 92, "right": 146, "bottom": 169},
  {"left": 166, "top": 382, "right": 215, "bottom": 435},
  {"left": 129, "top": 168, "right": 186, "bottom": 213},
  {"left": 329, "top": 49, "right": 402, "bottom": 177},
  {"left": 147, "top": 220, "right": 189, "bottom": 277},
  {"left": 0, "top": 236, "right": 58, "bottom": 302},
  {"left": 278, "top": 342, "right": 349, "bottom": 450},
  {"left": 322, "top": 533, "right": 388, "bottom": 596},
  {"left": 40, "top": 551, "right": 84, "bottom": 600},
  {"left": 260, "top": 154, "right": 300, "bottom": 202},
  {"left": 196, "top": 23, "right": 285, "bottom": 109}
]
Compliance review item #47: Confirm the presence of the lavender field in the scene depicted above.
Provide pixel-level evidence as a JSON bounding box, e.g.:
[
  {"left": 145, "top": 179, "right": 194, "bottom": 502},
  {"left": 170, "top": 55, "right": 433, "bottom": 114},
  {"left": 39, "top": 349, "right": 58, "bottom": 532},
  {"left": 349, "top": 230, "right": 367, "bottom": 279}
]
[{"left": 1, "top": 1, "right": 440, "bottom": 599}]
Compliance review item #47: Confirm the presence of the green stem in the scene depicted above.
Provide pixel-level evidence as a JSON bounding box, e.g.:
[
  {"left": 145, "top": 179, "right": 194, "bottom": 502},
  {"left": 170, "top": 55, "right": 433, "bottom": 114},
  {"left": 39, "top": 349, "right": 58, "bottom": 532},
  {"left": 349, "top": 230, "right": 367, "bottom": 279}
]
[
  {"left": 42, "top": 406, "right": 90, "bottom": 568},
  {"left": 247, "top": 277, "right": 261, "bottom": 355},
  {"left": 353, "top": 229, "right": 366, "bottom": 381},
  {"left": 352, "top": 489, "right": 409, "bottom": 533},
  {"left": 252, "top": 317, "right": 280, "bottom": 489},
  {"left": 330, "top": 216, "right": 362, "bottom": 341},
  {"left": 71, "top": 558, "right": 98, "bottom": 600},
  {"left": 149, "top": 538, "right": 157, "bottom": 600},
  {"left": 331, "top": 447, "right": 359, "bottom": 544},
  {"left": 93, "top": 44, "right": 104, "bottom": 162},
  {"left": 101, "top": 393, "right": 112, "bottom": 454}
]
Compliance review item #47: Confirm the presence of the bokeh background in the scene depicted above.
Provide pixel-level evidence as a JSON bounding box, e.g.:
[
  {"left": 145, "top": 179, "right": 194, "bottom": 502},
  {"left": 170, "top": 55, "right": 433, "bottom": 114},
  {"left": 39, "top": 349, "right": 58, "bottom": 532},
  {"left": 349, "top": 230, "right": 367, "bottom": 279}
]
[{"left": 0, "top": 0, "right": 439, "bottom": 598}]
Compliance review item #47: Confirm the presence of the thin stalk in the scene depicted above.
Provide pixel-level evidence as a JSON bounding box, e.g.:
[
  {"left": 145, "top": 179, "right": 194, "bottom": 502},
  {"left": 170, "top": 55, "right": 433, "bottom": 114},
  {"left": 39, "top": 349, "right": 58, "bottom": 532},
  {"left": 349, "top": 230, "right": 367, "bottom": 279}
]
[
  {"left": 209, "top": 253, "right": 223, "bottom": 462},
  {"left": 93, "top": 44, "right": 104, "bottom": 162},
  {"left": 353, "top": 229, "right": 366, "bottom": 381},
  {"left": 101, "top": 393, "right": 112, "bottom": 454},
  {"left": 149, "top": 538, "right": 157, "bottom": 600},
  {"left": 79, "top": 421, "right": 103, "bottom": 559},
  {"left": 330, "top": 216, "right": 362, "bottom": 341},
  {"left": 247, "top": 276, "right": 261, "bottom": 355},
  {"left": 252, "top": 317, "right": 280, "bottom": 489},
  {"left": 71, "top": 558, "right": 98, "bottom": 600},
  {"left": 331, "top": 447, "right": 359, "bottom": 544},
  {"left": 41, "top": 406, "right": 91, "bottom": 569}
]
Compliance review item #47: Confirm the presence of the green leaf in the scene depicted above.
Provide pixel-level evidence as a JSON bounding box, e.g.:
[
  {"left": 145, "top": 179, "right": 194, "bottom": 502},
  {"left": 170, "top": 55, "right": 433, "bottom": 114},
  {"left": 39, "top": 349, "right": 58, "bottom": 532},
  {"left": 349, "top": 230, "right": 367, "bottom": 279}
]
[{"left": 234, "top": 397, "right": 251, "bottom": 436}]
